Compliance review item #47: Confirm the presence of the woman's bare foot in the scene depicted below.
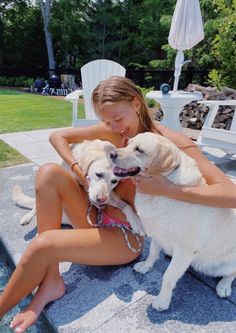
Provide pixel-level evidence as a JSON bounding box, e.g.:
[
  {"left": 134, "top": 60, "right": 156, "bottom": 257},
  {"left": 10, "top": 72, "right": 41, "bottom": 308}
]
[{"left": 10, "top": 274, "right": 65, "bottom": 333}]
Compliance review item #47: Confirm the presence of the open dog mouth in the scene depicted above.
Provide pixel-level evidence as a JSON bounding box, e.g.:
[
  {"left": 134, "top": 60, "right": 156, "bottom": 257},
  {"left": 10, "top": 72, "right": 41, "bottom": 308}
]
[{"left": 113, "top": 166, "right": 141, "bottom": 177}]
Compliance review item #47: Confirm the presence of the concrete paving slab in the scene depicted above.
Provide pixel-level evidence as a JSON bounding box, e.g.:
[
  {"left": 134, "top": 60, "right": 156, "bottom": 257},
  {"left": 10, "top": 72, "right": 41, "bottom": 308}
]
[
  {"left": 93, "top": 272, "right": 236, "bottom": 333},
  {"left": 0, "top": 128, "right": 66, "bottom": 166}
]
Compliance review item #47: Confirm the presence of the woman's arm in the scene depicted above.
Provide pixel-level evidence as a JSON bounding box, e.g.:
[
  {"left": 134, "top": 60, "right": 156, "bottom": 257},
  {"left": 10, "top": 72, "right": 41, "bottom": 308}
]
[
  {"left": 49, "top": 123, "right": 117, "bottom": 179},
  {"left": 50, "top": 122, "right": 116, "bottom": 163},
  {"left": 167, "top": 146, "right": 236, "bottom": 208},
  {"left": 136, "top": 125, "right": 236, "bottom": 208}
]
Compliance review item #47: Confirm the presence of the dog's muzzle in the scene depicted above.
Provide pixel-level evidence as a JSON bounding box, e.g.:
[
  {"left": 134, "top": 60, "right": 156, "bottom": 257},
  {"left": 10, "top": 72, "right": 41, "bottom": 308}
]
[{"left": 113, "top": 166, "right": 141, "bottom": 177}]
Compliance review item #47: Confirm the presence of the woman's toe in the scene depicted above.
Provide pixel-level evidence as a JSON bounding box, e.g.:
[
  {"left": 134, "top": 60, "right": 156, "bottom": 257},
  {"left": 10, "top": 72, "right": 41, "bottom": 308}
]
[
  {"left": 14, "top": 326, "right": 25, "bottom": 333},
  {"left": 10, "top": 311, "right": 37, "bottom": 333},
  {"left": 10, "top": 314, "right": 23, "bottom": 329}
]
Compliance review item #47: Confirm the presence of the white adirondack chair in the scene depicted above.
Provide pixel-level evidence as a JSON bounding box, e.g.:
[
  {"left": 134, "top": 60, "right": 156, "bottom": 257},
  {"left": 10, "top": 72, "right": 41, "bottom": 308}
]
[
  {"left": 65, "top": 59, "right": 126, "bottom": 127},
  {"left": 197, "top": 100, "right": 236, "bottom": 153}
]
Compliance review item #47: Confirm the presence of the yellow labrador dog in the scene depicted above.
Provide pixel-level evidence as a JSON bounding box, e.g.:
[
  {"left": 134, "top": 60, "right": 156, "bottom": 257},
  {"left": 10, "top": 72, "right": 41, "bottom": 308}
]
[
  {"left": 13, "top": 139, "right": 144, "bottom": 236},
  {"left": 110, "top": 132, "right": 236, "bottom": 311}
]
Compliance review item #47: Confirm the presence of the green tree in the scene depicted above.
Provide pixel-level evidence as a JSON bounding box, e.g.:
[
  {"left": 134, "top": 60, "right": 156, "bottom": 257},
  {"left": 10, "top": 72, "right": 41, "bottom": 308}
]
[
  {"left": 208, "top": 0, "right": 236, "bottom": 88},
  {"left": 50, "top": 0, "right": 91, "bottom": 72},
  {"left": 1, "top": 1, "right": 47, "bottom": 70}
]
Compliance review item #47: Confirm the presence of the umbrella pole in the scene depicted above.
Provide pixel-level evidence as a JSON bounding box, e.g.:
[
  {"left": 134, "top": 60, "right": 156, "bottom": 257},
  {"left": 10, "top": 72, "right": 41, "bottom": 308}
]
[
  {"left": 173, "top": 50, "right": 184, "bottom": 91},
  {"left": 173, "top": 76, "right": 179, "bottom": 92}
]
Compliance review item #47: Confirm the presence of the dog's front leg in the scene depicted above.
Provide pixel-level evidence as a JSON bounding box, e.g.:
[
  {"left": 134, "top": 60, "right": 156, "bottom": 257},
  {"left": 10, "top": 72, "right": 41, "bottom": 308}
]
[
  {"left": 153, "top": 249, "right": 194, "bottom": 311},
  {"left": 108, "top": 192, "right": 146, "bottom": 236},
  {"left": 134, "top": 238, "right": 161, "bottom": 274}
]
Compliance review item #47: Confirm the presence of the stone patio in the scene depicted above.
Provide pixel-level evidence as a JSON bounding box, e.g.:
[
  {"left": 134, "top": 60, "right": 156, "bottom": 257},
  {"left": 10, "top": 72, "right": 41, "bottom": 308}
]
[{"left": 0, "top": 128, "right": 236, "bottom": 333}]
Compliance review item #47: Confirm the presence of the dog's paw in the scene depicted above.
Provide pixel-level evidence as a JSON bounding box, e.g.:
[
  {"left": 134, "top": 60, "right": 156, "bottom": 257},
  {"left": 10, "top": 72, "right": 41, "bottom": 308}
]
[
  {"left": 216, "top": 278, "right": 232, "bottom": 298},
  {"left": 20, "top": 213, "right": 32, "bottom": 226},
  {"left": 152, "top": 294, "right": 170, "bottom": 312},
  {"left": 129, "top": 216, "right": 146, "bottom": 236},
  {"left": 122, "top": 206, "right": 146, "bottom": 236},
  {"left": 133, "top": 261, "right": 152, "bottom": 274}
]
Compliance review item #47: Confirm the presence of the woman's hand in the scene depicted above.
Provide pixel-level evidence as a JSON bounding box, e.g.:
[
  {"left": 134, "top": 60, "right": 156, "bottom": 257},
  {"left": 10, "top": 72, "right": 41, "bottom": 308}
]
[
  {"left": 78, "top": 175, "right": 89, "bottom": 192},
  {"left": 133, "top": 172, "right": 175, "bottom": 196},
  {"left": 72, "top": 165, "right": 89, "bottom": 191}
]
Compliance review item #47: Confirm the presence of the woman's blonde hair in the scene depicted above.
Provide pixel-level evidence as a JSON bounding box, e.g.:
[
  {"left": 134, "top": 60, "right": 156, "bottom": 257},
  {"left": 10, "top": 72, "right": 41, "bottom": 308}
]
[{"left": 92, "top": 76, "right": 155, "bottom": 133}]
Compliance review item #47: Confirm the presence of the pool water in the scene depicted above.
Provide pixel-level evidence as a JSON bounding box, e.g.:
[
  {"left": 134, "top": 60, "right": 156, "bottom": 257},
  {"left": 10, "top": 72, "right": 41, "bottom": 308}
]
[{"left": 0, "top": 243, "right": 55, "bottom": 333}]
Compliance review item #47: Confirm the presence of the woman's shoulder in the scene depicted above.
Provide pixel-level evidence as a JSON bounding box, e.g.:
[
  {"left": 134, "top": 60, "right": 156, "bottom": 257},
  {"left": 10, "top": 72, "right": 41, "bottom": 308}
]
[
  {"left": 51, "top": 122, "right": 120, "bottom": 145},
  {"left": 92, "top": 122, "right": 122, "bottom": 147},
  {"left": 153, "top": 122, "right": 196, "bottom": 149}
]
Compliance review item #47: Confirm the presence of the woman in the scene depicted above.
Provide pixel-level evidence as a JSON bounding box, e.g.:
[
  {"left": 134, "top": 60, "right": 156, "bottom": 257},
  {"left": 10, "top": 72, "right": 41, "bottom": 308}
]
[{"left": 1, "top": 76, "right": 236, "bottom": 333}]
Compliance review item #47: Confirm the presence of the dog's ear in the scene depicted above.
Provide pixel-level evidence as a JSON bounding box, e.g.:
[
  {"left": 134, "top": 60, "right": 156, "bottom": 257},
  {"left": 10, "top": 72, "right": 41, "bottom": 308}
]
[
  {"left": 148, "top": 138, "right": 180, "bottom": 175},
  {"left": 78, "top": 141, "right": 114, "bottom": 174},
  {"left": 79, "top": 154, "right": 97, "bottom": 174}
]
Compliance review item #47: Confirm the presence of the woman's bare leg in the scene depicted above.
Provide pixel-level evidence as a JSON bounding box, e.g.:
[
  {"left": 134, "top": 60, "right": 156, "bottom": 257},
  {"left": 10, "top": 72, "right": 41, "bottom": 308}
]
[
  {"left": 1, "top": 163, "right": 141, "bottom": 332},
  {"left": 2, "top": 226, "right": 141, "bottom": 332},
  {"left": 5, "top": 163, "right": 96, "bottom": 332}
]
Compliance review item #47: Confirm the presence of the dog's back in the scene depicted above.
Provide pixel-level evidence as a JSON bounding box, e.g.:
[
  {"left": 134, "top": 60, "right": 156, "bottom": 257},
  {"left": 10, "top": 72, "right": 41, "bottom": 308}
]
[
  {"left": 110, "top": 131, "right": 236, "bottom": 310},
  {"left": 135, "top": 148, "right": 236, "bottom": 277}
]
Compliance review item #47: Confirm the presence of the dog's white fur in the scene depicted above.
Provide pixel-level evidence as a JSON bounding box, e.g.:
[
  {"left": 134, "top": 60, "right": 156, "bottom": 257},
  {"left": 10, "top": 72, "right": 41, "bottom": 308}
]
[
  {"left": 13, "top": 139, "right": 145, "bottom": 235},
  {"left": 111, "top": 132, "right": 236, "bottom": 311}
]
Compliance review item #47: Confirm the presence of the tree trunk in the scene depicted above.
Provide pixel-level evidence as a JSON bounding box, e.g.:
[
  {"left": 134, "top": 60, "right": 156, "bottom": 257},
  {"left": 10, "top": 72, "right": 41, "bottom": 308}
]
[{"left": 40, "top": 0, "right": 56, "bottom": 76}]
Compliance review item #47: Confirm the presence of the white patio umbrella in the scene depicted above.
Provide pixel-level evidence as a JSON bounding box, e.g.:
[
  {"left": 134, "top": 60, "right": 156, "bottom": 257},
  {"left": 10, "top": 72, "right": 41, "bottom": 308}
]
[{"left": 168, "top": 0, "right": 204, "bottom": 91}]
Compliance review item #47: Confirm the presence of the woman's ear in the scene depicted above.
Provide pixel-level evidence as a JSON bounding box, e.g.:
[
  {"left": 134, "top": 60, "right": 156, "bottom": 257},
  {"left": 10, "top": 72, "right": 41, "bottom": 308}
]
[{"left": 132, "top": 97, "right": 141, "bottom": 113}]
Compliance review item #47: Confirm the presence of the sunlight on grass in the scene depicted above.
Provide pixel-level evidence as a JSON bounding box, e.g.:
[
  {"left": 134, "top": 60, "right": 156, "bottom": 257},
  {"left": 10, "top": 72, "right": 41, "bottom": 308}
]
[
  {"left": 0, "top": 89, "right": 20, "bottom": 95},
  {"left": 0, "top": 89, "right": 85, "bottom": 134}
]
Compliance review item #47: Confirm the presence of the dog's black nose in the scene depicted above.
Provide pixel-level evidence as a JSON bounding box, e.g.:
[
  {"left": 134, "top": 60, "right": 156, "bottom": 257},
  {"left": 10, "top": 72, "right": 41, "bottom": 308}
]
[{"left": 110, "top": 151, "right": 118, "bottom": 161}]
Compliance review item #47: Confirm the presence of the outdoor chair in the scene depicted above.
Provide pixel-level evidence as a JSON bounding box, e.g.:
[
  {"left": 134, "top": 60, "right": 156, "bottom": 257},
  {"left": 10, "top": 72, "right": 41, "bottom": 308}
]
[
  {"left": 197, "top": 100, "right": 236, "bottom": 154},
  {"left": 65, "top": 59, "right": 126, "bottom": 127}
]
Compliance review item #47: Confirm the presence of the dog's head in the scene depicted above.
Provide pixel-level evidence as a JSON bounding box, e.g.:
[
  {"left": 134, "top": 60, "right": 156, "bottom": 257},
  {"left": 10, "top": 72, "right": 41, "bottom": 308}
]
[
  {"left": 72, "top": 139, "right": 120, "bottom": 208},
  {"left": 110, "top": 132, "right": 180, "bottom": 177},
  {"left": 87, "top": 157, "right": 120, "bottom": 208},
  {"left": 72, "top": 139, "right": 116, "bottom": 175}
]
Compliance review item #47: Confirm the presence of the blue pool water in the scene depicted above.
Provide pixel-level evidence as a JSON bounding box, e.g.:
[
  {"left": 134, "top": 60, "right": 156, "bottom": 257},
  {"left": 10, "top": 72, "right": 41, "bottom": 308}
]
[{"left": 0, "top": 243, "right": 55, "bottom": 333}]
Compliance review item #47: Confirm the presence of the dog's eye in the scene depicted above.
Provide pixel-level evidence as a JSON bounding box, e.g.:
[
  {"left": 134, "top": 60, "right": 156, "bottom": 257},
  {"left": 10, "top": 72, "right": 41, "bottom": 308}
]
[
  {"left": 95, "top": 173, "right": 103, "bottom": 178},
  {"left": 135, "top": 146, "right": 144, "bottom": 153},
  {"left": 111, "top": 179, "right": 118, "bottom": 184}
]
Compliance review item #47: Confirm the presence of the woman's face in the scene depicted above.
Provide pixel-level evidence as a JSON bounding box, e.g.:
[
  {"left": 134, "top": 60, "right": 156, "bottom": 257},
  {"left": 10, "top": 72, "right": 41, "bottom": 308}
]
[{"left": 97, "top": 99, "right": 140, "bottom": 138}]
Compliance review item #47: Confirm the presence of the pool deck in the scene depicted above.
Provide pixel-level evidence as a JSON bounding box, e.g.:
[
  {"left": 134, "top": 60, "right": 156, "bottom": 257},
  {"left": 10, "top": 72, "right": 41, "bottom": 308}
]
[{"left": 0, "top": 128, "right": 236, "bottom": 333}]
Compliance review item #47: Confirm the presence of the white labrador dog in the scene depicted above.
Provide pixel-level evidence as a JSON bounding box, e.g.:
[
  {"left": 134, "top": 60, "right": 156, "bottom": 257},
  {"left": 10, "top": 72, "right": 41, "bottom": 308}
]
[
  {"left": 13, "top": 139, "right": 144, "bottom": 236},
  {"left": 110, "top": 132, "right": 236, "bottom": 311}
]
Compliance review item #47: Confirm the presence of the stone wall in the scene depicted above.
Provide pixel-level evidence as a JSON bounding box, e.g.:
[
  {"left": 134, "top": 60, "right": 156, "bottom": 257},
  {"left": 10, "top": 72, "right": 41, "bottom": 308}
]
[{"left": 155, "top": 85, "right": 236, "bottom": 130}]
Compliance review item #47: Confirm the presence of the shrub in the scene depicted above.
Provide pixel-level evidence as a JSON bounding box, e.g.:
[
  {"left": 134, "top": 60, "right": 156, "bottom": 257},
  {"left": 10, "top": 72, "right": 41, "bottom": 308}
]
[
  {"left": 0, "top": 76, "right": 34, "bottom": 87},
  {"left": 140, "top": 86, "right": 158, "bottom": 108}
]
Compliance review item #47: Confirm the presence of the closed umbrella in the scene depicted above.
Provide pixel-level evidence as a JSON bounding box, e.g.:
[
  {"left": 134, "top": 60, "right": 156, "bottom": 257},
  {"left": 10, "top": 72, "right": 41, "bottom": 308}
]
[{"left": 168, "top": 0, "right": 204, "bottom": 91}]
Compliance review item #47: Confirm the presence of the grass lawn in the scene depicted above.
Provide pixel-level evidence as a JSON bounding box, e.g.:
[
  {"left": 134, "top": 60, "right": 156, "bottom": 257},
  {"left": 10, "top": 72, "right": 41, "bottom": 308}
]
[
  {"left": 0, "top": 88, "right": 85, "bottom": 134},
  {"left": 0, "top": 88, "right": 85, "bottom": 167},
  {"left": 0, "top": 140, "right": 30, "bottom": 167}
]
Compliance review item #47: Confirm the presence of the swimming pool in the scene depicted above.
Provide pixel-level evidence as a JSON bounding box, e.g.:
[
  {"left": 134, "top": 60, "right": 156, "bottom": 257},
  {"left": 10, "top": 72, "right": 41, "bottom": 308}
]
[{"left": 0, "top": 241, "right": 56, "bottom": 333}]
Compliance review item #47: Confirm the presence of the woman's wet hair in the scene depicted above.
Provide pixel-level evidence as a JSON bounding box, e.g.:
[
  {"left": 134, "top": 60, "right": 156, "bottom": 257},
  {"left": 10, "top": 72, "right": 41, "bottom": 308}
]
[{"left": 91, "top": 76, "right": 155, "bottom": 133}]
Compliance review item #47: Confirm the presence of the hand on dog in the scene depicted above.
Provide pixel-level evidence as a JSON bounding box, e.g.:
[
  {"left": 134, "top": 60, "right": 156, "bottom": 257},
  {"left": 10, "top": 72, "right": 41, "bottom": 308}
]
[
  {"left": 78, "top": 175, "right": 89, "bottom": 192},
  {"left": 133, "top": 172, "right": 174, "bottom": 196},
  {"left": 73, "top": 165, "right": 89, "bottom": 191}
]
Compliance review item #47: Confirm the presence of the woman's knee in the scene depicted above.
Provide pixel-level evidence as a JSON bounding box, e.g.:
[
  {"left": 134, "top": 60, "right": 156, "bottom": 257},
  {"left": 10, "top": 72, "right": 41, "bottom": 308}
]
[
  {"left": 22, "top": 231, "right": 56, "bottom": 266},
  {"left": 35, "top": 163, "right": 63, "bottom": 191}
]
